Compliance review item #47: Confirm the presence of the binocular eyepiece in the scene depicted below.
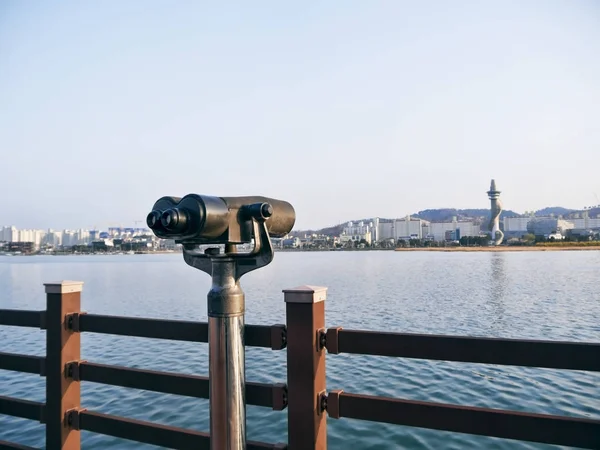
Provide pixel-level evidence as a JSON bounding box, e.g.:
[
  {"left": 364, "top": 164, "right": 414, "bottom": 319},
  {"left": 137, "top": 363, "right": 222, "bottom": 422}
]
[{"left": 146, "top": 194, "right": 295, "bottom": 244}]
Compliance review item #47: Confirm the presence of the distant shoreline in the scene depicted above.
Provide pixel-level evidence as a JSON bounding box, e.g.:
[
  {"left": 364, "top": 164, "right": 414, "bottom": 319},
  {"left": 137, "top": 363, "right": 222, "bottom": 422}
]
[
  {"left": 0, "top": 251, "right": 181, "bottom": 257},
  {"left": 394, "top": 246, "right": 600, "bottom": 252},
  {"left": 2, "top": 246, "right": 599, "bottom": 257}
]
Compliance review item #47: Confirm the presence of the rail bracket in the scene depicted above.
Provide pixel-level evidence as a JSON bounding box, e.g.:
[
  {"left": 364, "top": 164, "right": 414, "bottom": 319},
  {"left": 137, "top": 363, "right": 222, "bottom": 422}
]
[
  {"left": 65, "top": 408, "right": 87, "bottom": 430},
  {"left": 317, "top": 328, "right": 327, "bottom": 351},
  {"left": 326, "top": 390, "right": 343, "bottom": 419},
  {"left": 65, "top": 312, "right": 87, "bottom": 332},
  {"left": 272, "top": 383, "right": 288, "bottom": 411},
  {"left": 317, "top": 327, "right": 343, "bottom": 353},
  {"left": 317, "top": 390, "right": 327, "bottom": 415},
  {"left": 326, "top": 327, "right": 342, "bottom": 354},
  {"left": 65, "top": 360, "right": 87, "bottom": 381},
  {"left": 271, "top": 324, "right": 287, "bottom": 350}
]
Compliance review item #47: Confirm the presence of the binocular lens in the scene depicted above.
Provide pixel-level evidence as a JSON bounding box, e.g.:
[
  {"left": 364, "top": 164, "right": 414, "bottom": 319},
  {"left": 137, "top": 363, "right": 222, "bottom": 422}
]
[
  {"left": 146, "top": 211, "right": 161, "bottom": 228},
  {"left": 160, "top": 208, "right": 189, "bottom": 232}
]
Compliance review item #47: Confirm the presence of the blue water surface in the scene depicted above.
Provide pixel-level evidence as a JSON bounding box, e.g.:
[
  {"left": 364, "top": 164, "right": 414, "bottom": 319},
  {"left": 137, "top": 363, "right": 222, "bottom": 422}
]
[{"left": 1, "top": 251, "right": 599, "bottom": 449}]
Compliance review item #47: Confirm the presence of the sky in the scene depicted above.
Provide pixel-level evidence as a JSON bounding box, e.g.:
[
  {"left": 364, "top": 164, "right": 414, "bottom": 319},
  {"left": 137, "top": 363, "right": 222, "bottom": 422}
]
[{"left": 1, "top": 1, "right": 599, "bottom": 230}]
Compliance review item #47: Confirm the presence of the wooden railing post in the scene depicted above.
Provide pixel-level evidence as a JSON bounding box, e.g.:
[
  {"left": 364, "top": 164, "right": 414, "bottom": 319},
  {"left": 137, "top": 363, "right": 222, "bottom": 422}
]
[
  {"left": 45, "top": 281, "right": 84, "bottom": 449},
  {"left": 283, "top": 285, "right": 327, "bottom": 450}
]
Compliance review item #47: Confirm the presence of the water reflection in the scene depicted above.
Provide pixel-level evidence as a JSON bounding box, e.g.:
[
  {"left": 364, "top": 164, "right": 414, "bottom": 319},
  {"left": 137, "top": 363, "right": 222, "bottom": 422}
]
[{"left": 488, "top": 252, "right": 507, "bottom": 333}]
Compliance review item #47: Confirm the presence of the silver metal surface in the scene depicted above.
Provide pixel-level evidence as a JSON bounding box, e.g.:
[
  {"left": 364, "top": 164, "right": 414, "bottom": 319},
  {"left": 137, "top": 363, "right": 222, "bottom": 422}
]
[
  {"left": 179, "top": 220, "right": 275, "bottom": 450},
  {"left": 207, "top": 259, "right": 245, "bottom": 316},
  {"left": 209, "top": 314, "right": 245, "bottom": 450},
  {"left": 208, "top": 258, "right": 246, "bottom": 450}
]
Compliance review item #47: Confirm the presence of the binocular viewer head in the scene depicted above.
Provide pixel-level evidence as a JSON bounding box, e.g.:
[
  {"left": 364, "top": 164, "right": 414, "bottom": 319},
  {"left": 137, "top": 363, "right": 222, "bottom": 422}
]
[{"left": 146, "top": 194, "right": 296, "bottom": 244}]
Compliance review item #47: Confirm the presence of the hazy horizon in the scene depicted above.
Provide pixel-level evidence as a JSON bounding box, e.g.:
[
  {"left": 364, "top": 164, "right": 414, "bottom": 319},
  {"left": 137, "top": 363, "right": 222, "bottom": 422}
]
[
  {"left": 1, "top": 1, "right": 599, "bottom": 230},
  {"left": 2, "top": 191, "right": 596, "bottom": 232}
]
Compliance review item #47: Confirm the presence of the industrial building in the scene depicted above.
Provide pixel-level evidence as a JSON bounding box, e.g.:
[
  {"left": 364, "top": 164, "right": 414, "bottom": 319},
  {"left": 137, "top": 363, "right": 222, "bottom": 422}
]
[
  {"left": 340, "top": 221, "right": 374, "bottom": 245},
  {"left": 504, "top": 217, "right": 531, "bottom": 233},
  {"left": 570, "top": 216, "right": 600, "bottom": 229},
  {"left": 425, "top": 218, "right": 481, "bottom": 242},
  {"left": 361, "top": 216, "right": 482, "bottom": 243},
  {"left": 527, "top": 218, "right": 575, "bottom": 238},
  {"left": 375, "top": 216, "right": 429, "bottom": 241},
  {"left": 504, "top": 212, "right": 600, "bottom": 236}
]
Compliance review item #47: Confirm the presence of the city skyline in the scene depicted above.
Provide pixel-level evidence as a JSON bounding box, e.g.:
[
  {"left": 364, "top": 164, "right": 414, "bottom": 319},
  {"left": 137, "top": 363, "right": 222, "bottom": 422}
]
[
  {"left": 1, "top": 2, "right": 599, "bottom": 230},
  {"left": 3, "top": 198, "right": 599, "bottom": 234},
  {"left": 2, "top": 176, "right": 599, "bottom": 247},
  {"left": 3, "top": 206, "right": 599, "bottom": 250}
]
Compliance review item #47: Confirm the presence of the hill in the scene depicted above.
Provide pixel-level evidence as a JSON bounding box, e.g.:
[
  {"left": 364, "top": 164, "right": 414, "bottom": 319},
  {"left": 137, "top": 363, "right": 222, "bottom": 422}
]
[
  {"left": 289, "top": 223, "right": 344, "bottom": 238},
  {"left": 534, "top": 207, "right": 577, "bottom": 217},
  {"left": 563, "top": 206, "right": 600, "bottom": 219}
]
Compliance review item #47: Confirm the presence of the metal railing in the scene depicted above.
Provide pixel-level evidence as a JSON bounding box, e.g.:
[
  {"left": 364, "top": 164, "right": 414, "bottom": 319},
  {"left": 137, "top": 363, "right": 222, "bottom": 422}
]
[
  {"left": 321, "top": 328, "right": 599, "bottom": 449},
  {"left": 0, "top": 282, "right": 599, "bottom": 449}
]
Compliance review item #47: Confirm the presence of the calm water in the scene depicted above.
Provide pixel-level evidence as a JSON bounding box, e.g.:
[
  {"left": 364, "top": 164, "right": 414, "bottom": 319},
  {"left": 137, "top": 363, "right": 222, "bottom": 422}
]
[{"left": 1, "top": 251, "right": 599, "bottom": 449}]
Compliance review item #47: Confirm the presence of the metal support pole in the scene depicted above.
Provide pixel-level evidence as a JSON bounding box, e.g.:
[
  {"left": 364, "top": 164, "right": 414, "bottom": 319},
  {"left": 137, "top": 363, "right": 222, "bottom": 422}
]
[
  {"left": 173, "top": 203, "right": 281, "bottom": 449},
  {"left": 208, "top": 258, "right": 245, "bottom": 450}
]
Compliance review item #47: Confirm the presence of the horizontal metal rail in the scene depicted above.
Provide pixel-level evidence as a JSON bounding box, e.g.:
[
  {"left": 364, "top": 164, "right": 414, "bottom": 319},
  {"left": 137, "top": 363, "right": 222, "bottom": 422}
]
[
  {"left": 78, "top": 314, "right": 286, "bottom": 349},
  {"left": 0, "top": 310, "right": 287, "bottom": 348},
  {"left": 80, "top": 314, "right": 207, "bottom": 342},
  {"left": 247, "top": 323, "right": 287, "bottom": 349},
  {"left": 0, "top": 353, "right": 44, "bottom": 375},
  {"left": 327, "top": 391, "right": 600, "bottom": 449},
  {"left": 327, "top": 329, "right": 600, "bottom": 371},
  {"left": 0, "top": 440, "right": 39, "bottom": 450},
  {"left": 0, "top": 396, "right": 44, "bottom": 422},
  {"left": 0, "top": 310, "right": 42, "bottom": 328},
  {"left": 0, "top": 356, "right": 286, "bottom": 410},
  {"left": 76, "top": 362, "right": 286, "bottom": 410},
  {"left": 76, "top": 410, "right": 286, "bottom": 450}
]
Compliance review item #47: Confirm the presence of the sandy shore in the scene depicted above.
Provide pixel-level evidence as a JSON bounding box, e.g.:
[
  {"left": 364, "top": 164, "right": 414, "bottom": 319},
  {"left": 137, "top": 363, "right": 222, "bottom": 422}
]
[{"left": 395, "top": 246, "right": 600, "bottom": 252}]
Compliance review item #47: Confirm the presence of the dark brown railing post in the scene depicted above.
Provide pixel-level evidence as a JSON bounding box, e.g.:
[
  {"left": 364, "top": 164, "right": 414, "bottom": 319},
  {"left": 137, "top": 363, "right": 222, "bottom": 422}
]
[
  {"left": 284, "top": 285, "right": 328, "bottom": 450},
  {"left": 45, "top": 281, "right": 84, "bottom": 449}
]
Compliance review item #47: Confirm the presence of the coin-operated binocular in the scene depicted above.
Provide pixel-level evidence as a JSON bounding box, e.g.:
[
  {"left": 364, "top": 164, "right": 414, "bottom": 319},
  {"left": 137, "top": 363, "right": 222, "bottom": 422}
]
[
  {"left": 146, "top": 194, "right": 295, "bottom": 450},
  {"left": 147, "top": 194, "right": 295, "bottom": 245}
]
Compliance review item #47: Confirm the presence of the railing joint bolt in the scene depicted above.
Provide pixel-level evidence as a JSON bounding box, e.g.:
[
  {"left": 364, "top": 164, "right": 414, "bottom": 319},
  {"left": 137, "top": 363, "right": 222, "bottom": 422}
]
[
  {"left": 318, "top": 390, "right": 328, "bottom": 415},
  {"left": 65, "top": 312, "right": 87, "bottom": 332},
  {"left": 317, "top": 328, "right": 327, "bottom": 350},
  {"left": 65, "top": 360, "right": 86, "bottom": 381},
  {"left": 270, "top": 324, "right": 287, "bottom": 350},
  {"left": 64, "top": 408, "right": 86, "bottom": 430},
  {"left": 272, "top": 383, "right": 288, "bottom": 411}
]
